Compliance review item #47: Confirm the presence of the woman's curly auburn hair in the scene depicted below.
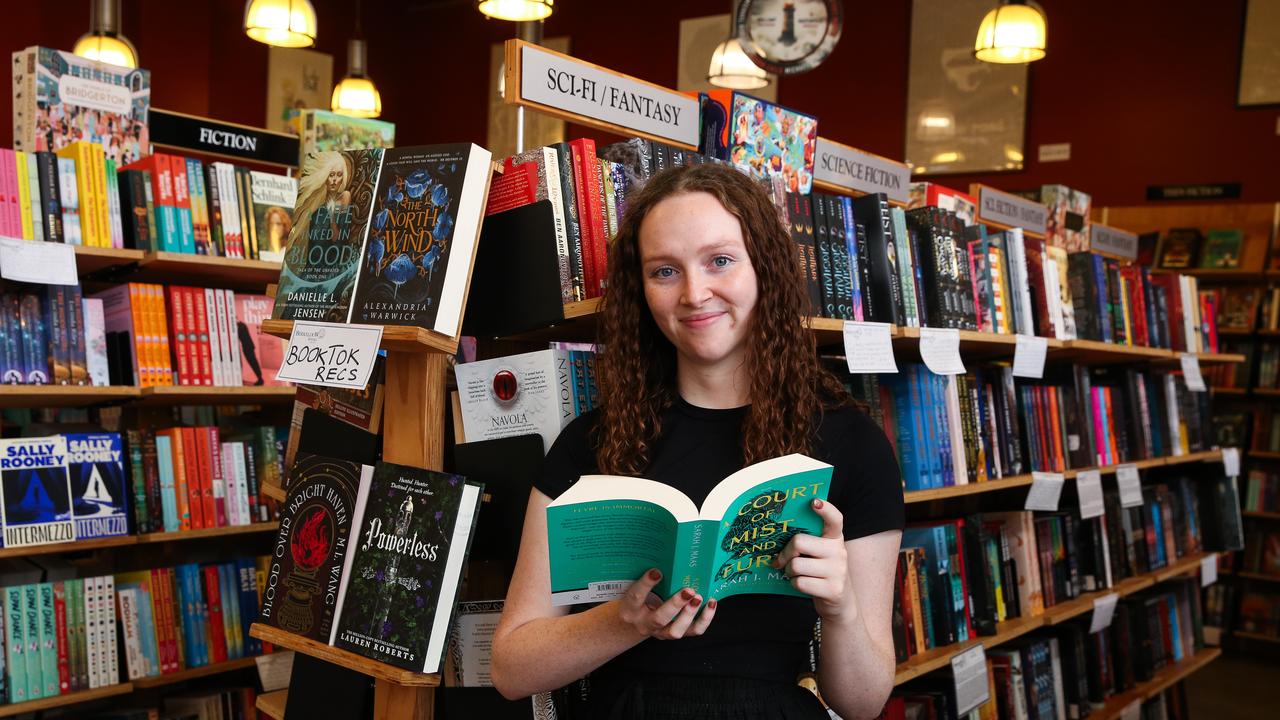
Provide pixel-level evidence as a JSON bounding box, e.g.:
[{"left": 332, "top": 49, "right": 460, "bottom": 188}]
[{"left": 594, "top": 162, "right": 851, "bottom": 476}]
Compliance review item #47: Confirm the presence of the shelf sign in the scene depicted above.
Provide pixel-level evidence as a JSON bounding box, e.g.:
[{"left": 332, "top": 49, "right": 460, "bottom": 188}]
[
  {"left": 0, "top": 236, "right": 78, "bottom": 285},
  {"left": 1089, "top": 593, "right": 1119, "bottom": 633},
  {"left": 1201, "top": 554, "right": 1218, "bottom": 588},
  {"left": 813, "top": 138, "right": 911, "bottom": 203},
  {"left": 1146, "top": 183, "right": 1241, "bottom": 201},
  {"left": 1090, "top": 223, "right": 1138, "bottom": 260},
  {"left": 842, "top": 321, "right": 898, "bottom": 374},
  {"left": 919, "top": 328, "right": 966, "bottom": 375},
  {"left": 975, "top": 185, "right": 1048, "bottom": 235},
  {"left": 1116, "top": 464, "right": 1144, "bottom": 508},
  {"left": 1025, "top": 472, "right": 1065, "bottom": 511},
  {"left": 149, "top": 108, "right": 300, "bottom": 167},
  {"left": 277, "top": 321, "right": 384, "bottom": 390},
  {"left": 1012, "top": 335, "right": 1048, "bottom": 379},
  {"left": 513, "top": 41, "right": 700, "bottom": 148},
  {"left": 950, "top": 644, "right": 990, "bottom": 716},
  {"left": 1076, "top": 470, "right": 1105, "bottom": 519}
]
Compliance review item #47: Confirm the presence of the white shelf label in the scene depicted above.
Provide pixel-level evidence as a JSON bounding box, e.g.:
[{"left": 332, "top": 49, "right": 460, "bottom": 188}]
[
  {"left": 950, "top": 644, "right": 990, "bottom": 716},
  {"left": 1012, "top": 334, "right": 1048, "bottom": 379},
  {"left": 0, "top": 237, "right": 78, "bottom": 286},
  {"left": 277, "top": 321, "right": 384, "bottom": 390},
  {"left": 1116, "top": 464, "right": 1144, "bottom": 508},
  {"left": 813, "top": 137, "right": 912, "bottom": 204},
  {"left": 256, "top": 650, "right": 294, "bottom": 693},
  {"left": 1090, "top": 593, "right": 1120, "bottom": 634},
  {"left": 1025, "top": 472, "right": 1065, "bottom": 511},
  {"left": 1121, "top": 700, "right": 1142, "bottom": 720},
  {"left": 1076, "top": 470, "right": 1105, "bottom": 519},
  {"left": 1180, "top": 354, "right": 1206, "bottom": 392},
  {"left": 842, "top": 321, "right": 898, "bottom": 374},
  {"left": 919, "top": 328, "right": 966, "bottom": 375},
  {"left": 1223, "top": 447, "right": 1241, "bottom": 478},
  {"left": 1201, "top": 554, "right": 1218, "bottom": 588}
]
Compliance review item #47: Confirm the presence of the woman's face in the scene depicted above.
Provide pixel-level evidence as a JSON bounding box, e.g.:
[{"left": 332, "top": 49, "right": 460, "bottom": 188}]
[
  {"left": 327, "top": 166, "right": 345, "bottom": 193},
  {"left": 639, "top": 191, "right": 759, "bottom": 374}
]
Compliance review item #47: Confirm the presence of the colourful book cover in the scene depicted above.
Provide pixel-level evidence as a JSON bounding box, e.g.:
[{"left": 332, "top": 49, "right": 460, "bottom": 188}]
[
  {"left": 547, "top": 454, "right": 833, "bottom": 605},
  {"left": 1199, "top": 229, "right": 1244, "bottom": 269},
  {"left": 272, "top": 148, "right": 384, "bottom": 322},
  {"left": 249, "top": 171, "right": 298, "bottom": 263},
  {"left": 234, "top": 294, "right": 287, "bottom": 387},
  {"left": 288, "top": 109, "right": 395, "bottom": 170},
  {"left": 347, "top": 143, "right": 493, "bottom": 337},
  {"left": 11, "top": 46, "right": 151, "bottom": 165},
  {"left": 331, "top": 463, "right": 482, "bottom": 673},
  {"left": 728, "top": 92, "right": 818, "bottom": 195},
  {"left": 66, "top": 433, "right": 129, "bottom": 539},
  {"left": 0, "top": 436, "right": 74, "bottom": 547}
]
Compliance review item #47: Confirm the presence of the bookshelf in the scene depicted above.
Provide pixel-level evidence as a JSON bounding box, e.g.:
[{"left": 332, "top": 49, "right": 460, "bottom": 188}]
[
  {"left": 0, "top": 522, "right": 279, "bottom": 560},
  {"left": 131, "top": 656, "right": 261, "bottom": 689},
  {"left": 256, "top": 689, "right": 288, "bottom": 720},
  {"left": 1090, "top": 648, "right": 1222, "bottom": 720},
  {"left": 0, "top": 683, "right": 134, "bottom": 718}
]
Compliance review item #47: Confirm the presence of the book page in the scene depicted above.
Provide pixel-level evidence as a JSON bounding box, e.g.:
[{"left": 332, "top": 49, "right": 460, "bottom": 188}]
[{"left": 547, "top": 499, "right": 680, "bottom": 605}]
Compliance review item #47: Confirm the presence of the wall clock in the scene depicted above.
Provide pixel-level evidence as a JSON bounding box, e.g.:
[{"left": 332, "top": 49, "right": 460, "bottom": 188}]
[{"left": 734, "top": 0, "right": 844, "bottom": 76}]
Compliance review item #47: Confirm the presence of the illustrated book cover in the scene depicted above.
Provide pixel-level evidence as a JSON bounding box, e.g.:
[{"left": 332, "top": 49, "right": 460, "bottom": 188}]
[
  {"left": 65, "top": 432, "right": 128, "bottom": 539},
  {"left": 249, "top": 171, "right": 299, "bottom": 263},
  {"left": 547, "top": 454, "right": 833, "bottom": 605},
  {"left": 0, "top": 436, "right": 74, "bottom": 547},
  {"left": 234, "top": 293, "right": 287, "bottom": 387},
  {"left": 347, "top": 143, "right": 493, "bottom": 339},
  {"left": 330, "top": 462, "right": 482, "bottom": 674},
  {"left": 260, "top": 453, "right": 373, "bottom": 642},
  {"left": 454, "top": 348, "right": 591, "bottom": 454},
  {"left": 288, "top": 109, "right": 395, "bottom": 170},
  {"left": 727, "top": 92, "right": 818, "bottom": 195}
]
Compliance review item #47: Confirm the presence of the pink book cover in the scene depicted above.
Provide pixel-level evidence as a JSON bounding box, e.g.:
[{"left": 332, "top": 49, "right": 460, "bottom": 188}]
[
  {"left": 0, "top": 148, "right": 15, "bottom": 236},
  {"left": 234, "top": 294, "right": 287, "bottom": 386}
]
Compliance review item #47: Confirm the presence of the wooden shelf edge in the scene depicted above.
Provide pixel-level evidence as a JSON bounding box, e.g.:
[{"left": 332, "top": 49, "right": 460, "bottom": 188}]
[
  {"left": 132, "top": 656, "right": 259, "bottom": 688},
  {"left": 1091, "top": 648, "right": 1222, "bottom": 720},
  {"left": 261, "top": 320, "right": 458, "bottom": 354},
  {"left": 137, "top": 522, "right": 280, "bottom": 544},
  {"left": 142, "top": 251, "right": 282, "bottom": 273},
  {"left": 257, "top": 689, "right": 288, "bottom": 720},
  {"left": 249, "top": 624, "right": 440, "bottom": 687},
  {"left": 0, "top": 682, "right": 134, "bottom": 718},
  {"left": 1237, "top": 571, "right": 1280, "bottom": 583},
  {"left": 1243, "top": 510, "right": 1280, "bottom": 520},
  {"left": 1233, "top": 630, "right": 1280, "bottom": 644},
  {"left": 893, "top": 615, "right": 1043, "bottom": 685},
  {"left": 0, "top": 534, "right": 137, "bottom": 559}
]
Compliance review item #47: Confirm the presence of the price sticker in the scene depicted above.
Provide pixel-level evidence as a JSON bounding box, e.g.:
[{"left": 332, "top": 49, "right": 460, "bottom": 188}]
[
  {"left": 277, "top": 321, "right": 384, "bottom": 390},
  {"left": 842, "top": 321, "right": 898, "bottom": 374}
]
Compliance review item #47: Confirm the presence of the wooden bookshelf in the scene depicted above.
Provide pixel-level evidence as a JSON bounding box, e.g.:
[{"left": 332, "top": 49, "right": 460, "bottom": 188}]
[
  {"left": 1211, "top": 387, "right": 1248, "bottom": 396},
  {"left": 137, "top": 522, "right": 279, "bottom": 544},
  {"left": 249, "top": 624, "right": 440, "bottom": 687},
  {"left": 1254, "top": 388, "right": 1280, "bottom": 397},
  {"left": 1237, "top": 571, "right": 1280, "bottom": 583},
  {"left": 1243, "top": 510, "right": 1280, "bottom": 521},
  {"left": 132, "top": 656, "right": 260, "bottom": 689},
  {"left": 0, "top": 682, "right": 134, "bottom": 718},
  {"left": 73, "top": 245, "right": 145, "bottom": 275},
  {"left": 1196, "top": 351, "right": 1248, "bottom": 365},
  {"left": 1181, "top": 268, "right": 1268, "bottom": 282},
  {"left": 0, "top": 384, "right": 140, "bottom": 407},
  {"left": 0, "top": 535, "right": 136, "bottom": 560},
  {"left": 1233, "top": 631, "right": 1280, "bottom": 644},
  {"left": 138, "top": 385, "right": 296, "bottom": 405},
  {"left": 257, "top": 689, "right": 288, "bottom": 720},
  {"left": 1040, "top": 552, "right": 1212, "bottom": 626},
  {"left": 1090, "top": 648, "right": 1222, "bottom": 720},
  {"left": 261, "top": 319, "right": 458, "bottom": 354},
  {"left": 136, "top": 252, "right": 283, "bottom": 292},
  {"left": 1249, "top": 450, "right": 1280, "bottom": 460}
]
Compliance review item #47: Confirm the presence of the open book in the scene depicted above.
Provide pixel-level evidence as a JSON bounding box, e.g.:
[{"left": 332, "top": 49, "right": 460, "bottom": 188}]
[{"left": 547, "top": 454, "right": 833, "bottom": 605}]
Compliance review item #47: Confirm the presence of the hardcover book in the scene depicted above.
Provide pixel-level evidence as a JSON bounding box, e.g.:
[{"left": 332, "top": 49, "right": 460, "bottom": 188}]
[
  {"left": 11, "top": 46, "right": 151, "bottom": 165},
  {"left": 284, "top": 351, "right": 386, "bottom": 471},
  {"left": 1199, "top": 229, "right": 1243, "bottom": 269},
  {"left": 260, "top": 453, "right": 373, "bottom": 642},
  {"left": 65, "top": 433, "right": 128, "bottom": 540},
  {"left": 347, "top": 143, "right": 493, "bottom": 339},
  {"left": 0, "top": 436, "right": 74, "bottom": 547},
  {"left": 454, "top": 349, "right": 588, "bottom": 453},
  {"left": 547, "top": 454, "right": 832, "bottom": 605},
  {"left": 1041, "top": 184, "right": 1091, "bottom": 252},
  {"left": 330, "top": 463, "right": 482, "bottom": 674},
  {"left": 728, "top": 93, "right": 818, "bottom": 195},
  {"left": 249, "top": 172, "right": 299, "bottom": 263},
  {"left": 273, "top": 149, "right": 385, "bottom": 322},
  {"left": 287, "top": 109, "right": 395, "bottom": 170}
]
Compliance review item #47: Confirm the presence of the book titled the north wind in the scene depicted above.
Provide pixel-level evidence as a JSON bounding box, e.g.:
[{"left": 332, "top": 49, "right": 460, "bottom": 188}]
[
  {"left": 547, "top": 454, "right": 832, "bottom": 605},
  {"left": 330, "top": 463, "right": 482, "bottom": 674},
  {"left": 260, "top": 453, "right": 373, "bottom": 642},
  {"left": 0, "top": 436, "right": 75, "bottom": 547},
  {"left": 65, "top": 433, "right": 128, "bottom": 539}
]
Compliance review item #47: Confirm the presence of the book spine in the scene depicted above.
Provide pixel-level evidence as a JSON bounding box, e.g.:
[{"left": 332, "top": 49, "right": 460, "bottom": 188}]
[
  {"left": 34, "top": 152, "right": 64, "bottom": 243},
  {"left": 15, "top": 151, "right": 34, "bottom": 239},
  {"left": 237, "top": 167, "right": 258, "bottom": 259},
  {"left": 208, "top": 427, "right": 227, "bottom": 527},
  {"left": 37, "top": 583, "right": 57, "bottom": 697}
]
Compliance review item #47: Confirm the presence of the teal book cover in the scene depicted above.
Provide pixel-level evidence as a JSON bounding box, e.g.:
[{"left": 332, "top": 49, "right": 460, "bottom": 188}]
[{"left": 547, "top": 454, "right": 833, "bottom": 605}]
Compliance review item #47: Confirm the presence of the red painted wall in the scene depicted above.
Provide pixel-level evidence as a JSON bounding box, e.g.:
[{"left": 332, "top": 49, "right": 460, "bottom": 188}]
[{"left": 3, "top": 1, "right": 1275, "bottom": 205}]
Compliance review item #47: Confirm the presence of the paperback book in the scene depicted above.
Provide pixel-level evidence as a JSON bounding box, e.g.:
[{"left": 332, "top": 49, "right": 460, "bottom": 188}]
[
  {"left": 249, "top": 172, "right": 299, "bottom": 263},
  {"left": 331, "top": 463, "right": 482, "bottom": 674},
  {"left": 0, "top": 436, "right": 74, "bottom": 547},
  {"left": 65, "top": 432, "right": 128, "bottom": 539},
  {"left": 234, "top": 294, "right": 287, "bottom": 387},
  {"left": 547, "top": 454, "right": 832, "bottom": 605}
]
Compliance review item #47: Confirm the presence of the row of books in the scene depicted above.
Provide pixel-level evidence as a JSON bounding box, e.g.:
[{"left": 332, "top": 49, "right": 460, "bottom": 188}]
[
  {"left": 1238, "top": 590, "right": 1280, "bottom": 638},
  {"left": 1, "top": 141, "right": 295, "bottom": 262},
  {"left": 114, "top": 559, "right": 268, "bottom": 681},
  {"left": 1220, "top": 406, "right": 1280, "bottom": 453},
  {"left": 1244, "top": 469, "right": 1280, "bottom": 513},
  {"left": 1242, "top": 527, "right": 1280, "bottom": 576},
  {"left": 890, "top": 477, "right": 1230, "bottom": 662},
  {"left": 0, "top": 282, "right": 284, "bottom": 388},
  {"left": 888, "top": 578, "right": 1205, "bottom": 720},
  {"left": 843, "top": 362, "right": 1210, "bottom": 489},
  {"left": 125, "top": 425, "right": 282, "bottom": 535},
  {"left": 0, "top": 572, "right": 118, "bottom": 704},
  {"left": 1203, "top": 583, "right": 1235, "bottom": 634}
]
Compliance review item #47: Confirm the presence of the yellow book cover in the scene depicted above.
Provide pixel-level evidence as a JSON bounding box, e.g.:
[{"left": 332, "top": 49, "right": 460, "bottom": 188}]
[
  {"left": 15, "top": 151, "right": 34, "bottom": 239},
  {"left": 55, "top": 144, "right": 98, "bottom": 246},
  {"left": 91, "top": 144, "right": 110, "bottom": 248},
  {"left": 1119, "top": 274, "right": 1134, "bottom": 346}
]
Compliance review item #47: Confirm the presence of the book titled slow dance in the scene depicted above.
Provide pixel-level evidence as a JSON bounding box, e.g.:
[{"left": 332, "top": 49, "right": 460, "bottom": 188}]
[{"left": 547, "top": 454, "right": 833, "bottom": 605}]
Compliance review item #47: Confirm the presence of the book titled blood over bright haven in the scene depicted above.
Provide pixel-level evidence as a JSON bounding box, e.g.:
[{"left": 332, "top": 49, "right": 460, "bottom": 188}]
[{"left": 547, "top": 454, "right": 832, "bottom": 606}]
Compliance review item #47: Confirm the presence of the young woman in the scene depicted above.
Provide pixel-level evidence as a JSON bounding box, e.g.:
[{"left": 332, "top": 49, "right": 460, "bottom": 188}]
[{"left": 492, "top": 163, "right": 904, "bottom": 719}]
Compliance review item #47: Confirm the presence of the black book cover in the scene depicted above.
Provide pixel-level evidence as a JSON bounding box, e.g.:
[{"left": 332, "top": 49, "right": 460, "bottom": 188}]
[
  {"left": 785, "top": 192, "right": 822, "bottom": 317},
  {"left": 962, "top": 514, "right": 998, "bottom": 636},
  {"left": 203, "top": 163, "right": 225, "bottom": 256},
  {"left": 812, "top": 194, "right": 836, "bottom": 318},
  {"left": 944, "top": 210, "right": 976, "bottom": 329},
  {"left": 261, "top": 452, "right": 370, "bottom": 642},
  {"left": 452, "top": 433, "right": 543, "bottom": 575},
  {"left": 826, "top": 196, "right": 853, "bottom": 320},
  {"left": 551, "top": 142, "right": 586, "bottom": 300},
  {"left": 1067, "top": 253, "right": 1099, "bottom": 341},
  {"left": 332, "top": 462, "right": 483, "bottom": 673},
  {"left": 35, "top": 151, "right": 64, "bottom": 244},
  {"left": 117, "top": 169, "right": 152, "bottom": 252},
  {"left": 852, "top": 193, "right": 902, "bottom": 325}
]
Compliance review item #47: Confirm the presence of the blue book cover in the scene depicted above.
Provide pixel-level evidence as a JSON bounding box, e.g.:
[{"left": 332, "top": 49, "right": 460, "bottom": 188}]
[
  {"left": 0, "top": 436, "right": 74, "bottom": 548},
  {"left": 66, "top": 433, "right": 129, "bottom": 540},
  {"left": 154, "top": 435, "right": 179, "bottom": 533},
  {"left": 218, "top": 563, "right": 241, "bottom": 659},
  {"left": 236, "top": 558, "right": 262, "bottom": 656}
]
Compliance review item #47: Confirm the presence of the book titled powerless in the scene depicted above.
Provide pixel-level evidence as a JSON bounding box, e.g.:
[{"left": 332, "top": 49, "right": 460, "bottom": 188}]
[{"left": 547, "top": 454, "right": 833, "bottom": 605}]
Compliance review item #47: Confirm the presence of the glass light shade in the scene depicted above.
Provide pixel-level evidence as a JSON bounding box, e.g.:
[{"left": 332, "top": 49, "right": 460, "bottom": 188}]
[
  {"left": 974, "top": 2, "right": 1046, "bottom": 64},
  {"left": 72, "top": 33, "right": 137, "bottom": 68},
  {"left": 708, "top": 38, "right": 769, "bottom": 90},
  {"left": 477, "top": 0, "right": 553, "bottom": 22},
  {"left": 332, "top": 76, "right": 382, "bottom": 118},
  {"left": 244, "top": 0, "right": 317, "bottom": 48}
]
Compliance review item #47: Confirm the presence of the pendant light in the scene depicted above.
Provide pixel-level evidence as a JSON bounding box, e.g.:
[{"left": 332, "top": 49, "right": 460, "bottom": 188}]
[
  {"left": 708, "top": 3, "right": 768, "bottom": 90},
  {"left": 72, "top": 0, "right": 138, "bottom": 69},
  {"left": 332, "top": 1, "right": 382, "bottom": 118},
  {"left": 477, "top": 0, "right": 554, "bottom": 22},
  {"left": 244, "top": 0, "right": 317, "bottom": 48},
  {"left": 974, "top": 0, "right": 1047, "bottom": 64}
]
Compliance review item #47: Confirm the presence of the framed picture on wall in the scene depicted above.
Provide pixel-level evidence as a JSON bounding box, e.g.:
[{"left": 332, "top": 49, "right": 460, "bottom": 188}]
[
  {"left": 1238, "top": 0, "right": 1280, "bottom": 106},
  {"left": 266, "top": 47, "right": 334, "bottom": 133}
]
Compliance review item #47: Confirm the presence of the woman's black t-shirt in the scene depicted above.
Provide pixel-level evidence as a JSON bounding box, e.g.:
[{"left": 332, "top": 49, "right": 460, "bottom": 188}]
[{"left": 534, "top": 396, "right": 905, "bottom": 684}]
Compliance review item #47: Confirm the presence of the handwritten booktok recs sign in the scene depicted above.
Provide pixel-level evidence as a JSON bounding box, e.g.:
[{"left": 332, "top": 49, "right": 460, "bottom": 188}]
[{"left": 513, "top": 41, "right": 700, "bottom": 148}]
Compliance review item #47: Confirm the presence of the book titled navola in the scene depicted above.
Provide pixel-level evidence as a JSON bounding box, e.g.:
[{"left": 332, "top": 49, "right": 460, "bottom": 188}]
[{"left": 547, "top": 454, "right": 832, "bottom": 605}]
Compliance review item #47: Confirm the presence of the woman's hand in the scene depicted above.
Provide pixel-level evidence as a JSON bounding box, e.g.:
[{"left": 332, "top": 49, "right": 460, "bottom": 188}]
[
  {"left": 773, "top": 498, "right": 857, "bottom": 622},
  {"left": 616, "top": 569, "right": 718, "bottom": 640}
]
